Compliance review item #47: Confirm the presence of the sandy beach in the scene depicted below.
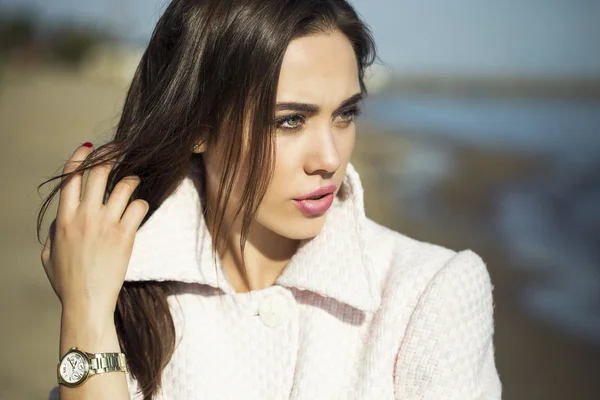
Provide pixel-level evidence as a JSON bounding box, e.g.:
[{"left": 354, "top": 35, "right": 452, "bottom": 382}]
[
  {"left": 0, "top": 67, "right": 598, "bottom": 399},
  {"left": 353, "top": 129, "right": 600, "bottom": 400}
]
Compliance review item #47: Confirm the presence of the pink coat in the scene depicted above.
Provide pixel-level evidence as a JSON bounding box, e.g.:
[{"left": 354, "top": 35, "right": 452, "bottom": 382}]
[{"left": 50, "top": 164, "right": 502, "bottom": 399}]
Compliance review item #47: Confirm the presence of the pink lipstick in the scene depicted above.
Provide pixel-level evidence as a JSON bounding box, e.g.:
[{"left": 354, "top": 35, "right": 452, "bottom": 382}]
[{"left": 293, "top": 185, "right": 336, "bottom": 216}]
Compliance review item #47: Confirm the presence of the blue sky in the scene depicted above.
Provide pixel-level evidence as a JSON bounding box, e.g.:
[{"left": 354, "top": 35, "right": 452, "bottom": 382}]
[{"left": 2, "top": 0, "right": 599, "bottom": 76}]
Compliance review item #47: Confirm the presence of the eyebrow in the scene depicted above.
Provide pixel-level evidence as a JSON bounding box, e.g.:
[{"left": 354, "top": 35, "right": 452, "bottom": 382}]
[{"left": 275, "top": 92, "right": 364, "bottom": 114}]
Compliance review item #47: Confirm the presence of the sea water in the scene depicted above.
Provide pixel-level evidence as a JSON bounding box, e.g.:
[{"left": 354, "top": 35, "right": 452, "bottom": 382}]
[{"left": 362, "top": 95, "right": 600, "bottom": 345}]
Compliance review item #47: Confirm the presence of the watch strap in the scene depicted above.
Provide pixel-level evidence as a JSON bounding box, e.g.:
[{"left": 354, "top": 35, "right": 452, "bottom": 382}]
[{"left": 88, "top": 352, "right": 128, "bottom": 375}]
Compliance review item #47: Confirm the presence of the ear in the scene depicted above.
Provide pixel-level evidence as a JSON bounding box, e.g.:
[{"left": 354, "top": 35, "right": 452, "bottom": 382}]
[{"left": 192, "top": 140, "right": 207, "bottom": 153}]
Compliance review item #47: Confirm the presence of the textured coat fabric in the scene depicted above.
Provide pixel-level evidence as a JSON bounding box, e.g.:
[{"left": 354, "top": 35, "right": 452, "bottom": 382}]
[{"left": 49, "top": 164, "right": 502, "bottom": 399}]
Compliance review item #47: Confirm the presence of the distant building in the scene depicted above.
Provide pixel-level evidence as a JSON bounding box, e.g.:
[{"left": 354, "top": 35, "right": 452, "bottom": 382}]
[
  {"left": 81, "top": 43, "right": 144, "bottom": 85},
  {"left": 363, "top": 63, "right": 392, "bottom": 94}
]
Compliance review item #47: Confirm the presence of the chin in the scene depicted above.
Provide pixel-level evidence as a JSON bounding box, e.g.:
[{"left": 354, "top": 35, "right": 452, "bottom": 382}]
[{"left": 277, "top": 213, "right": 328, "bottom": 241}]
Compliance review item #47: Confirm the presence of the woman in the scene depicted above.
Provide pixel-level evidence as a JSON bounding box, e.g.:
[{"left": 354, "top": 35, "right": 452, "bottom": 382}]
[{"left": 40, "top": 0, "right": 502, "bottom": 399}]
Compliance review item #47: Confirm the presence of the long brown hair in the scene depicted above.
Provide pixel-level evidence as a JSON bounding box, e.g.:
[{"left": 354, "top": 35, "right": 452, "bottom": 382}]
[{"left": 37, "top": 0, "right": 376, "bottom": 397}]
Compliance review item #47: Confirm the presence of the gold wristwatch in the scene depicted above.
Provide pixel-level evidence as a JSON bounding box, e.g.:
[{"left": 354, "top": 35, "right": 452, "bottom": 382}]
[{"left": 57, "top": 347, "right": 128, "bottom": 387}]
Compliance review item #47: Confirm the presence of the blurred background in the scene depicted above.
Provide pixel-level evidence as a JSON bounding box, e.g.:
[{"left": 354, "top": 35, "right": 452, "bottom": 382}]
[{"left": 0, "top": 0, "right": 598, "bottom": 399}]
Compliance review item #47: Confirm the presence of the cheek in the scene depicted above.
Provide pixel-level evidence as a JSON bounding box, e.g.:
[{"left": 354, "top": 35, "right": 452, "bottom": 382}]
[
  {"left": 337, "top": 126, "right": 356, "bottom": 162},
  {"left": 253, "top": 138, "right": 304, "bottom": 237},
  {"left": 259, "top": 140, "right": 297, "bottom": 210},
  {"left": 276, "top": 141, "right": 298, "bottom": 164}
]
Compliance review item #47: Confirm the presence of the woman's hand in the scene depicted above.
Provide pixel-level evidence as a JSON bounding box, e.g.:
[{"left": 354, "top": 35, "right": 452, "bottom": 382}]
[{"left": 41, "top": 143, "right": 149, "bottom": 319}]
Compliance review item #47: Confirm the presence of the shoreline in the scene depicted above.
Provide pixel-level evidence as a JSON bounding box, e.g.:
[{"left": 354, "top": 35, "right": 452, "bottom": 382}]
[{"left": 353, "top": 123, "right": 600, "bottom": 399}]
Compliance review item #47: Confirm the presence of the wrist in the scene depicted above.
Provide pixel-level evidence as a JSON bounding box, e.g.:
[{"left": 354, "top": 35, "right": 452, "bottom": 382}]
[
  {"left": 60, "top": 308, "right": 120, "bottom": 356},
  {"left": 61, "top": 301, "right": 115, "bottom": 324}
]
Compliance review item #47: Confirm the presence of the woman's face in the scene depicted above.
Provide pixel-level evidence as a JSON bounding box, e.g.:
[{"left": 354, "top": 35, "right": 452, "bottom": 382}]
[{"left": 203, "top": 30, "right": 362, "bottom": 241}]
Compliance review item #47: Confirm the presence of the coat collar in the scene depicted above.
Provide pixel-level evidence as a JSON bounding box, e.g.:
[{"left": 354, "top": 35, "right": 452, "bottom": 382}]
[{"left": 125, "top": 163, "right": 381, "bottom": 312}]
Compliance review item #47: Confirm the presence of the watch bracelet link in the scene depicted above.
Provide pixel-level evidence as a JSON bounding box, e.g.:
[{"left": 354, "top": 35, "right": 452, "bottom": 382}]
[{"left": 88, "top": 352, "right": 129, "bottom": 375}]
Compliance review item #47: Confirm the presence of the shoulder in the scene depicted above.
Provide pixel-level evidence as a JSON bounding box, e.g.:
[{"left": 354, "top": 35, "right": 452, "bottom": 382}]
[
  {"left": 366, "top": 220, "right": 502, "bottom": 397},
  {"left": 362, "top": 217, "right": 493, "bottom": 315}
]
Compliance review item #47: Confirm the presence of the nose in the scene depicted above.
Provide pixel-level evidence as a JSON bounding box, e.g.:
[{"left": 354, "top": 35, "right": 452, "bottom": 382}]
[{"left": 303, "top": 125, "right": 341, "bottom": 177}]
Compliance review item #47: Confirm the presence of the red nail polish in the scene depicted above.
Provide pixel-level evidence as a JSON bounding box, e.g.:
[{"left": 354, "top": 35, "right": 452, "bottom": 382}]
[{"left": 82, "top": 142, "right": 93, "bottom": 148}]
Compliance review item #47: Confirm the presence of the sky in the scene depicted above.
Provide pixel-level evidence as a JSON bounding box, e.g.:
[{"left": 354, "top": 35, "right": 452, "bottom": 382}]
[{"left": 2, "top": 0, "right": 599, "bottom": 77}]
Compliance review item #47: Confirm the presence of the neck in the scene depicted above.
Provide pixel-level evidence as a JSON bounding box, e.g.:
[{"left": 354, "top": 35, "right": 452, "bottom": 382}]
[
  {"left": 205, "top": 206, "right": 299, "bottom": 293},
  {"left": 222, "top": 221, "right": 299, "bottom": 293}
]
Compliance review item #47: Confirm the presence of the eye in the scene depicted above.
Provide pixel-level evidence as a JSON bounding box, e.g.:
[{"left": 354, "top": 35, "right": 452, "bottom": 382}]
[
  {"left": 275, "top": 114, "right": 305, "bottom": 131},
  {"left": 336, "top": 106, "right": 362, "bottom": 125}
]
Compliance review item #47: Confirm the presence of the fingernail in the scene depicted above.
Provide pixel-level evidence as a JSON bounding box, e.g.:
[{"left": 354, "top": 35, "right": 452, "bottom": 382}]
[{"left": 82, "top": 142, "right": 93, "bottom": 148}]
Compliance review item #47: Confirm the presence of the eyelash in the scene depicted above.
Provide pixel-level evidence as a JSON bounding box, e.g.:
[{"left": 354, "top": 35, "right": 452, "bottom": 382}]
[{"left": 274, "top": 106, "right": 363, "bottom": 132}]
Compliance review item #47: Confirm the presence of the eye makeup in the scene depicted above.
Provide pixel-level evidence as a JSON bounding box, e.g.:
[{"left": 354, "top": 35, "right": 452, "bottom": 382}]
[{"left": 274, "top": 104, "right": 362, "bottom": 132}]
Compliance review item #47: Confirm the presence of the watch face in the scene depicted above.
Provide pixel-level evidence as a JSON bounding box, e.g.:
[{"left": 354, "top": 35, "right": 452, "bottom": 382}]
[{"left": 59, "top": 350, "right": 89, "bottom": 385}]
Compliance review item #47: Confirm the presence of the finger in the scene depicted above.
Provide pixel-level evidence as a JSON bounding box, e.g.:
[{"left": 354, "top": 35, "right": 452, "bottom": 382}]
[
  {"left": 57, "top": 144, "right": 94, "bottom": 220},
  {"left": 104, "top": 176, "right": 141, "bottom": 221},
  {"left": 120, "top": 199, "right": 150, "bottom": 234},
  {"left": 41, "top": 219, "right": 56, "bottom": 277},
  {"left": 81, "top": 146, "right": 117, "bottom": 208}
]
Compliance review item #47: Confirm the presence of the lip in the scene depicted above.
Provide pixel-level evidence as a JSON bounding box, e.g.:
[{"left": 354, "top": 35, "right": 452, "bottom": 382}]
[
  {"left": 293, "top": 185, "right": 337, "bottom": 216},
  {"left": 294, "top": 185, "right": 337, "bottom": 201}
]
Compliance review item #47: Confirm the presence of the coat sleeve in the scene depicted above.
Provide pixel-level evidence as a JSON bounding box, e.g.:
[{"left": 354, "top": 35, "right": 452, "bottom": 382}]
[
  {"left": 393, "top": 250, "right": 502, "bottom": 399},
  {"left": 48, "top": 377, "right": 142, "bottom": 399},
  {"left": 48, "top": 386, "right": 58, "bottom": 400}
]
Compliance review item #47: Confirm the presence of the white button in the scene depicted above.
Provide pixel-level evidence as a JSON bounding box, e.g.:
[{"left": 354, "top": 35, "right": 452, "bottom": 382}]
[{"left": 258, "top": 294, "right": 289, "bottom": 327}]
